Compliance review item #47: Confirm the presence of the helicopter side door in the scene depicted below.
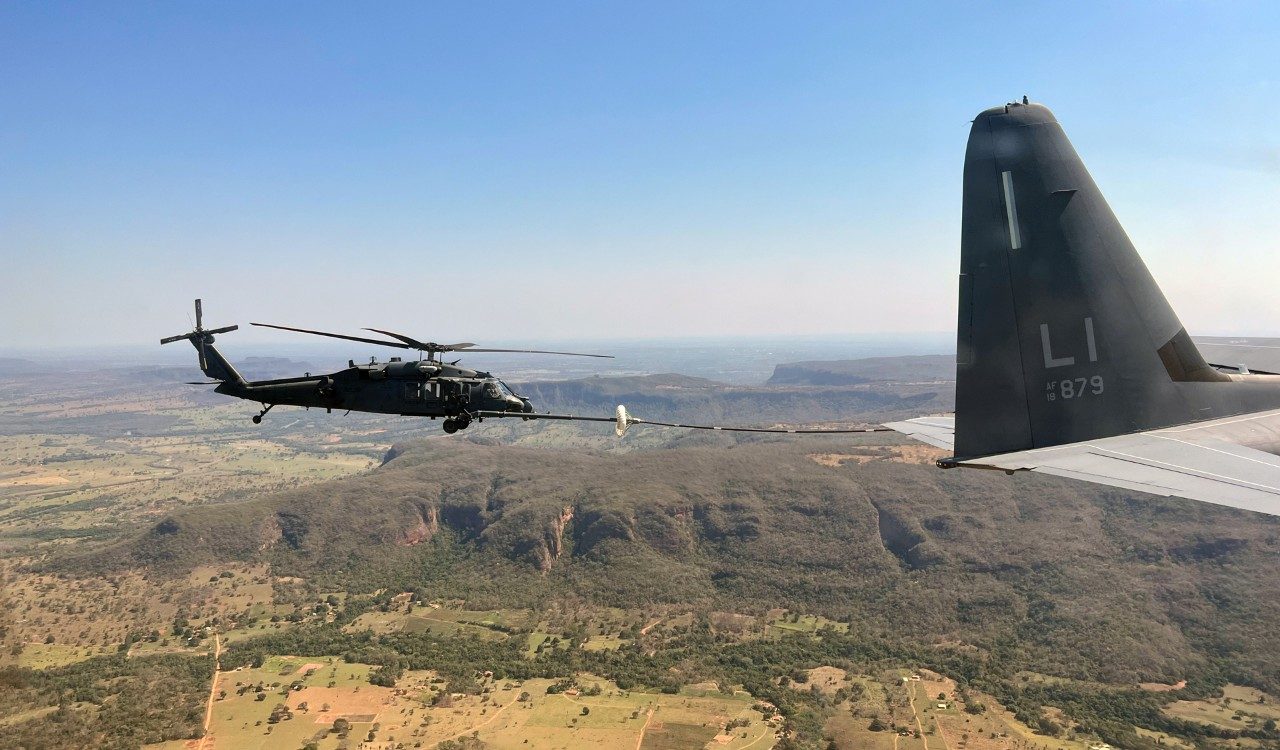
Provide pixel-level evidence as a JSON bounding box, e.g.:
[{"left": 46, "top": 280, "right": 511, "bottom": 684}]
[
  {"left": 424, "top": 379, "right": 454, "bottom": 412},
  {"left": 403, "top": 378, "right": 453, "bottom": 410},
  {"left": 432, "top": 378, "right": 472, "bottom": 411},
  {"left": 455, "top": 381, "right": 472, "bottom": 406}
]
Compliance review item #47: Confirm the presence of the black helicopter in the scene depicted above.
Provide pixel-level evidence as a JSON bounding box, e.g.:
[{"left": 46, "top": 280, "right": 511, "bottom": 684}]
[
  {"left": 162, "top": 299, "right": 617, "bottom": 433},
  {"left": 163, "top": 300, "right": 888, "bottom": 437}
]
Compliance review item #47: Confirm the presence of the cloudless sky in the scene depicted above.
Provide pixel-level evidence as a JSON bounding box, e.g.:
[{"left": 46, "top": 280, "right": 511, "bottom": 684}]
[{"left": 2, "top": 2, "right": 1278, "bottom": 349}]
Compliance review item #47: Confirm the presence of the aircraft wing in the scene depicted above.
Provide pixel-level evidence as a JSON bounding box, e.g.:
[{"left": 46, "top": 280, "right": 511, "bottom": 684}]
[
  {"left": 885, "top": 411, "right": 1280, "bottom": 516},
  {"left": 882, "top": 415, "right": 956, "bottom": 450}
]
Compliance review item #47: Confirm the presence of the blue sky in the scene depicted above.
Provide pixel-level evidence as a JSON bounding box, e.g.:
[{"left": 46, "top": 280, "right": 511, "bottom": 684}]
[{"left": 2, "top": 2, "right": 1278, "bottom": 348}]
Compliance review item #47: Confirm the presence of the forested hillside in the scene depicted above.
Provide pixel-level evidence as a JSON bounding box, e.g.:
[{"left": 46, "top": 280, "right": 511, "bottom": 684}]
[{"left": 56, "top": 436, "right": 1280, "bottom": 693}]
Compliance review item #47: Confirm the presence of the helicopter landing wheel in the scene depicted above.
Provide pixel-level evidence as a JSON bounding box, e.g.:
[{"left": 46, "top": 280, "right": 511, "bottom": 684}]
[
  {"left": 442, "top": 419, "right": 459, "bottom": 434},
  {"left": 456, "top": 418, "right": 471, "bottom": 431},
  {"left": 252, "top": 403, "right": 273, "bottom": 424}
]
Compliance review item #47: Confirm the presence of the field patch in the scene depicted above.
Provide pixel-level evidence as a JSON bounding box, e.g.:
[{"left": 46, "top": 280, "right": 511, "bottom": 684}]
[
  {"left": 805, "top": 666, "right": 849, "bottom": 695},
  {"left": 640, "top": 720, "right": 719, "bottom": 750},
  {"left": 1164, "top": 684, "right": 1280, "bottom": 732},
  {"left": 0, "top": 474, "right": 70, "bottom": 487},
  {"left": 288, "top": 685, "right": 388, "bottom": 722},
  {"left": 14, "top": 641, "right": 103, "bottom": 669},
  {"left": 765, "top": 610, "right": 848, "bottom": 638}
]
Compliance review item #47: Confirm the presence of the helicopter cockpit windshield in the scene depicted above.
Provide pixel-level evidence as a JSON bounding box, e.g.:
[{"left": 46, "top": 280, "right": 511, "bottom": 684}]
[{"left": 485, "top": 380, "right": 516, "bottom": 399}]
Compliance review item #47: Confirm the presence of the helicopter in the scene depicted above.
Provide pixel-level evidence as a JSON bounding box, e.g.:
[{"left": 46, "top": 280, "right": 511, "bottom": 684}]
[
  {"left": 163, "top": 299, "right": 890, "bottom": 437},
  {"left": 162, "top": 299, "right": 617, "bottom": 434}
]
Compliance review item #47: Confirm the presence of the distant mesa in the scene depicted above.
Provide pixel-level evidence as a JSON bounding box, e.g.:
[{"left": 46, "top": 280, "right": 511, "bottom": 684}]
[
  {"left": 514, "top": 369, "right": 951, "bottom": 423},
  {"left": 235, "top": 356, "right": 320, "bottom": 380},
  {"left": 766, "top": 355, "right": 955, "bottom": 386},
  {"left": 0, "top": 357, "right": 43, "bottom": 376}
]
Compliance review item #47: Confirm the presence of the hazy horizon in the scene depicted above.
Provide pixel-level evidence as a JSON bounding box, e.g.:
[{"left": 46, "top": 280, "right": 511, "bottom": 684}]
[{"left": 0, "top": 331, "right": 957, "bottom": 386}]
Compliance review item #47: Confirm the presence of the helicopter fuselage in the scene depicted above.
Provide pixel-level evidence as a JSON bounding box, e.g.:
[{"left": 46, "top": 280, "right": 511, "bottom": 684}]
[{"left": 217, "top": 357, "right": 533, "bottom": 426}]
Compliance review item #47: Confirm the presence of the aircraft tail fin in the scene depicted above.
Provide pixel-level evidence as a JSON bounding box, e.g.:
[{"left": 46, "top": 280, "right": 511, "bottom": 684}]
[
  {"left": 953, "top": 101, "right": 1225, "bottom": 459},
  {"left": 160, "top": 299, "right": 245, "bottom": 384}
]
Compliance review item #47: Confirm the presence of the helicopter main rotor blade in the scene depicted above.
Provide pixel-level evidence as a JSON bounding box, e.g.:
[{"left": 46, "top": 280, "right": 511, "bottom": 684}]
[
  {"left": 360, "top": 328, "right": 477, "bottom": 352},
  {"left": 251, "top": 323, "right": 411, "bottom": 349},
  {"left": 358, "top": 327, "right": 611, "bottom": 358},
  {"left": 464, "top": 348, "right": 614, "bottom": 358}
]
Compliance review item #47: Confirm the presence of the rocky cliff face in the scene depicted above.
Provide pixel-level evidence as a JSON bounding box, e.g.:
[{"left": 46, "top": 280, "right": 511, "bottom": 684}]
[
  {"left": 532, "top": 506, "right": 575, "bottom": 573},
  {"left": 399, "top": 505, "right": 439, "bottom": 546}
]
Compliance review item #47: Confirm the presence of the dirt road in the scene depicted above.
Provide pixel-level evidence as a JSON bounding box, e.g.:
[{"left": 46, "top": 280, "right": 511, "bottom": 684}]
[{"left": 195, "top": 633, "right": 221, "bottom": 750}]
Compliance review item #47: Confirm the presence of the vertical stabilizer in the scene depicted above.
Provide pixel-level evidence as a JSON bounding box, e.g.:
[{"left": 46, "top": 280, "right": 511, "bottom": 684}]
[
  {"left": 954, "top": 102, "right": 1224, "bottom": 459},
  {"left": 192, "top": 336, "right": 244, "bottom": 384}
]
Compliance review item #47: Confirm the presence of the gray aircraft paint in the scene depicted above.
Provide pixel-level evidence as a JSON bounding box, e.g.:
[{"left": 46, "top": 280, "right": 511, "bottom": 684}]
[{"left": 954, "top": 102, "right": 1280, "bottom": 460}]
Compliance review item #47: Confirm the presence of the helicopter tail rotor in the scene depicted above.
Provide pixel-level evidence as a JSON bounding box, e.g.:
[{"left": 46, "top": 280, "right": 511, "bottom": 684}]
[
  {"left": 161, "top": 299, "right": 243, "bottom": 383},
  {"left": 160, "top": 299, "right": 239, "bottom": 345}
]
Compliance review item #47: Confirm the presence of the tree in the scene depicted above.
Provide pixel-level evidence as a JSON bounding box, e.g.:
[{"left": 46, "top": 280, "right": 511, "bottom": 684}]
[
  {"left": 869, "top": 718, "right": 887, "bottom": 732},
  {"left": 1036, "top": 717, "right": 1061, "bottom": 737},
  {"left": 369, "top": 664, "right": 401, "bottom": 687},
  {"left": 581, "top": 706, "right": 590, "bottom": 716}
]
